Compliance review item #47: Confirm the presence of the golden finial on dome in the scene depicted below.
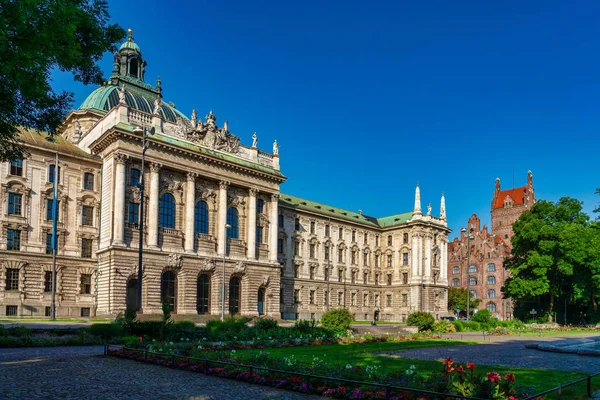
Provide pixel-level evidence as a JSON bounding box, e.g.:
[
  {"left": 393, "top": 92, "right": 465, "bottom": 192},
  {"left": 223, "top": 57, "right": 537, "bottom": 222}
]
[{"left": 128, "top": 28, "right": 133, "bottom": 35}]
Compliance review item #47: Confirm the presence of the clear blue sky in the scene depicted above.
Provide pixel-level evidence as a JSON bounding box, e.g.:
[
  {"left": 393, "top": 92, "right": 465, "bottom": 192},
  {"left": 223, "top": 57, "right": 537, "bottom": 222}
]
[{"left": 52, "top": 0, "right": 600, "bottom": 238}]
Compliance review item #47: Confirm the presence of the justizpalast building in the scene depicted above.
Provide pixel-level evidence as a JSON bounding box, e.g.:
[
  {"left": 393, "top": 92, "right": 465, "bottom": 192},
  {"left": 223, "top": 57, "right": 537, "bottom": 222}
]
[{"left": 0, "top": 31, "right": 450, "bottom": 321}]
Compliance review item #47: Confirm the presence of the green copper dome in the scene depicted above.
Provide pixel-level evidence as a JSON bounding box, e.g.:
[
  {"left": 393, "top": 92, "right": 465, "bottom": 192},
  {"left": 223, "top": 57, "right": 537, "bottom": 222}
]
[
  {"left": 119, "top": 29, "right": 141, "bottom": 54},
  {"left": 78, "top": 85, "right": 188, "bottom": 123}
]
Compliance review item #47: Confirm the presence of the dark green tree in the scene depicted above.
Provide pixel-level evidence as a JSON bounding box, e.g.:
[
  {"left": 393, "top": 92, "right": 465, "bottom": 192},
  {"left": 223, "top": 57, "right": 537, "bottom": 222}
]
[
  {"left": 447, "top": 287, "right": 481, "bottom": 314},
  {"left": 502, "top": 198, "right": 592, "bottom": 321},
  {"left": 0, "top": 0, "right": 124, "bottom": 160}
]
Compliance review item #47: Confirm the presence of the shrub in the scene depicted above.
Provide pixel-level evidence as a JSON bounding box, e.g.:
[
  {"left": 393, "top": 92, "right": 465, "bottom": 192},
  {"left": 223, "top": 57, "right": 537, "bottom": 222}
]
[
  {"left": 452, "top": 320, "right": 463, "bottom": 332},
  {"left": 174, "top": 320, "right": 196, "bottom": 330},
  {"left": 461, "top": 321, "right": 481, "bottom": 331},
  {"left": 122, "top": 335, "right": 143, "bottom": 348},
  {"left": 254, "top": 318, "right": 278, "bottom": 331},
  {"left": 292, "top": 319, "right": 318, "bottom": 334},
  {"left": 321, "top": 308, "right": 354, "bottom": 333},
  {"left": 471, "top": 309, "right": 492, "bottom": 323},
  {"left": 432, "top": 321, "right": 456, "bottom": 333},
  {"left": 206, "top": 317, "right": 250, "bottom": 340},
  {"left": 407, "top": 312, "right": 435, "bottom": 331},
  {"left": 127, "top": 321, "right": 165, "bottom": 340},
  {"left": 6, "top": 326, "right": 32, "bottom": 337},
  {"left": 87, "top": 323, "right": 123, "bottom": 339}
]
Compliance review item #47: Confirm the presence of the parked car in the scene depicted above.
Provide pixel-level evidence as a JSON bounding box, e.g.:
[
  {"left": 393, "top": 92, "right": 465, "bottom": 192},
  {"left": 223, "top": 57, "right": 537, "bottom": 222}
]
[{"left": 440, "top": 316, "right": 456, "bottom": 321}]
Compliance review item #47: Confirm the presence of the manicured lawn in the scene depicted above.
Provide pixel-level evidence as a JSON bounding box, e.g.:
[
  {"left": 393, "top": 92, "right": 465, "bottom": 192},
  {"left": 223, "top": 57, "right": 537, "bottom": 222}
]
[
  {"left": 232, "top": 339, "right": 590, "bottom": 399},
  {"left": 0, "top": 318, "right": 111, "bottom": 323}
]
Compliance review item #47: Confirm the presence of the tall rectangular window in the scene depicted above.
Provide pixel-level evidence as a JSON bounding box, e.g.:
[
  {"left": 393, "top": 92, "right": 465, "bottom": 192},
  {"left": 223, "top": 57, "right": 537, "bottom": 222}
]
[
  {"left": 338, "top": 227, "right": 343, "bottom": 239},
  {"left": 351, "top": 293, "right": 356, "bottom": 306},
  {"left": 386, "top": 294, "right": 392, "bottom": 307},
  {"left": 82, "top": 206, "right": 94, "bottom": 226},
  {"left": 309, "top": 290, "right": 315, "bottom": 304},
  {"left": 402, "top": 272, "right": 408, "bottom": 284},
  {"left": 324, "top": 245, "right": 329, "bottom": 261},
  {"left": 294, "top": 241, "right": 299, "bottom": 256},
  {"left": 375, "top": 254, "right": 379, "bottom": 267},
  {"left": 376, "top": 236, "right": 380, "bottom": 246},
  {"left": 375, "top": 294, "right": 380, "bottom": 307},
  {"left": 403, "top": 252, "right": 409, "bottom": 265},
  {"left": 351, "top": 250, "right": 356, "bottom": 265},
  {"left": 324, "top": 268, "right": 329, "bottom": 281},
  {"left": 10, "top": 159, "right": 23, "bottom": 176},
  {"left": 81, "top": 238, "right": 93, "bottom": 258},
  {"left": 310, "top": 221, "right": 315, "bottom": 234},
  {"left": 7, "top": 229, "right": 20, "bottom": 251},
  {"left": 387, "top": 254, "right": 392, "bottom": 268},
  {"left": 363, "top": 272, "right": 368, "bottom": 284},
  {"left": 375, "top": 273, "right": 380, "bottom": 286},
  {"left": 309, "top": 243, "right": 315, "bottom": 259},
  {"left": 45, "top": 233, "right": 54, "bottom": 254},
  {"left": 387, "top": 274, "right": 392, "bottom": 285},
  {"left": 129, "top": 168, "right": 140, "bottom": 186},
  {"left": 83, "top": 172, "right": 94, "bottom": 190},
  {"left": 363, "top": 293, "right": 368, "bottom": 306},
  {"left": 325, "top": 224, "right": 330, "bottom": 237},
  {"left": 46, "top": 199, "right": 59, "bottom": 220},
  {"left": 352, "top": 231, "right": 356, "bottom": 242},
  {"left": 256, "top": 226, "right": 263, "bottom": 244},
  {"left": 338, "top": 269, "right": 343, "bottom": 283},
  {"left": 338, "top": 292, "right": 343, "bottom": 305},
  {"left": 128, "top": 202, "right": 139, "bottom": 224},
  {"left": 363, "top": 233, "right": 367, "bottom": 245},
  {"left": 387, "top": 235, "right": 392, "bottom": 246},
  {"left": 44, "top": 271, "right": 53, "bottom": 292},
  {"left": 278, "top": 214, "right": 284, "bottom": 228},
  {"left": 294, "top": 218, "right": 300, "bottom": 231},
  {"left": 338, "top": 248, "right": 343, "bottom": 263},
  {"left": 5, "top": 268, "right": 19, "bottom": 290},
  {"left": 48, "top": 164, "right": 60, "bottom": 184},
  {"left": 277, "top": 238, "right": 284, "bottom": 254},
  {"left": 402, "top": 294, "right": 408, "bottom": 306},
  {"left": 80, "top": 274, "right": 92, "bottom": 294},
  {"left": 351, "top": 270, "right": 356, "bottom": 284},
  {"left": 363, "top": 252, "right": 368, "bottom": 266},
  {"left": 294, "top": 289, "right": 299, "bottom": 303},
  {"left": 309, "top": 267, "right": 315, "bottom": 280},
  {"left": 8, "top": 193, "right": 22, "bottom": 215}
]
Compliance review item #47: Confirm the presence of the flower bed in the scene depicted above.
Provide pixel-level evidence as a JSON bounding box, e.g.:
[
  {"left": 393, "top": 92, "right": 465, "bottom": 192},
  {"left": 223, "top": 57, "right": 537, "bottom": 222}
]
[{"left": 107, "top": 343, "right": 538, "bottom": 400}]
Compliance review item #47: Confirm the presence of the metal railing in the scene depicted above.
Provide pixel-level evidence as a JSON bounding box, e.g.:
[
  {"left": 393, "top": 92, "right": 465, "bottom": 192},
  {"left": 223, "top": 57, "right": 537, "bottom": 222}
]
[
  {"left": 105, "top": 344, "right": 488, "bottom": 399},
  {"left": 521, "top": 372, "right": 600, "bottom": 400}
]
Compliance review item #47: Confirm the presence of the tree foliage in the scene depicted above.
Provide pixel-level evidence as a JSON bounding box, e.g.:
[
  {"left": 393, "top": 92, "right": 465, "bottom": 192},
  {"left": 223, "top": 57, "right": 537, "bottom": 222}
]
[
  {"left": 503, "top": 197, "right": 600, "bottom": 322},
  {"left": 406, "top": 311, "right": 435, "bottom": 331},
  {"left": 447, "top": 287, "right": 481, "bottom": 313},
  {"left": 0, "top": 0, "right": 124, "bottom": 160},
  {"left": 320, "top": 308, "right": 353, "bottom": 333}
]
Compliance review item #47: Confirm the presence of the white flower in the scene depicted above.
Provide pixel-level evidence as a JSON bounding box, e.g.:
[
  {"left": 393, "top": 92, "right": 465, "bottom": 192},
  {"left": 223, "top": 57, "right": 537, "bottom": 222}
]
[{"left": 346, "top": 364, "right": 353, "bottom": 369}]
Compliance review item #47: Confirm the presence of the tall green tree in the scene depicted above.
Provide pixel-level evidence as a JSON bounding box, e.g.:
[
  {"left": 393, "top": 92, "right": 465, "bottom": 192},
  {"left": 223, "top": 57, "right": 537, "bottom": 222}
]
[
  {"left": 447, "top": 287, "right": 481, "bottom": 314},
  {"left": 0, "top": 0, "right": 124, "bottom": 160},
  {"left": 502, "top": 197, "right": 592, "bottom": 321}
]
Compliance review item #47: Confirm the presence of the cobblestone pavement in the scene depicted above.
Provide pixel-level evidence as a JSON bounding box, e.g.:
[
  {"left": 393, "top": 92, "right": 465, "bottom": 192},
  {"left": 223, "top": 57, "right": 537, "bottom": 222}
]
[
  {"left": 0, "top": 346, "right": 324, "bottom": 400},
  {"left": 384, "top": 334, "right": 600, "bottom": 373}
]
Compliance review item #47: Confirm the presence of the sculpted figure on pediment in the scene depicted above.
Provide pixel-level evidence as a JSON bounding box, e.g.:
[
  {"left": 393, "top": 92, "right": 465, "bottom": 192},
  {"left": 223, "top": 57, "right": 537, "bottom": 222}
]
[
  {"left": 167, "top": 253, "right": 183, "bottom": 270},
  {"left": 160, "top": 171, "right": 184, "bottom": 193},
  {"left": 196, "top": 181, "right": 217, "bottom": 202},
  {"left": 164, "top": 111, "right": 241, "bottom": 154},
  {"left": 227, "top": 188, "right": 246, "bottom": 208}
]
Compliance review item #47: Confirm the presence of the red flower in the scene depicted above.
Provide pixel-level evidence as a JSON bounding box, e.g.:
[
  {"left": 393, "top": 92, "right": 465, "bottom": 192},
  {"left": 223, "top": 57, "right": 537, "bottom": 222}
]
[
  {"left": 442, "top": 357, "right": 454, "bottom": 367},
  {"left": 487, "top": 372, "right": 501, "bottom": 385},
  {"left": 137, "top": 337, "right": 143, "bottom": 342},
  {"left": 466, "top": 362, "right": 476, "bottom": 370},
  {"left": 504, "top": 373, "right": 516, "bottom": 383},
  {"left": 455, "top": 365, "right": 465, "bottom": 373}
]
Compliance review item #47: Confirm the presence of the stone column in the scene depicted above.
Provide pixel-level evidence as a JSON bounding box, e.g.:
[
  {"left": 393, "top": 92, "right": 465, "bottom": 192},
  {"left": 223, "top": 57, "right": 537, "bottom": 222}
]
[
  {"left": 217, "top": 181, "right": 229, "bottom": 255},
  {"left": 184, "top": 172, "right": 197, "bottom": 253},
  {"left": 424, "top": 234, "right": 432, "bottom": 283},
  {"left": 147, "top": 163, "right": 161, "bottom": 249},
  {"left": 440, "top": 239, "right": 448, "bottom": 283},
  {"left": 112, "top": 153, "right": 127, "bottom": 246},
  {"left": 247, "top": 188, "right": 258, "bottom": 259},
  {"left": 269, "top": 193, "right": 280, "bottom": 262},
  {"left": 411, "top": 233, "right": 419, "bottom": 282}
]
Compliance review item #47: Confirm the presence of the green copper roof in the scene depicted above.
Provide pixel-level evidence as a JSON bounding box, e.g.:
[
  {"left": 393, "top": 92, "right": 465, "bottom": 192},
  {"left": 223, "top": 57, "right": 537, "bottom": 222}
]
[
  {"left": 377, "top": 212, "right": 414, "bottom": 228},
  {"left": 78, "top": 84, "right": 188, "bottom": 123},
  {"left": 279, "top": 194, "right": 420, "bottom": 229},
  {"left": 114, "top": 122, "right": 284, "bottom": 178},
  {"left": 17, "top": 127, "right": 98, "bottom": 161}
]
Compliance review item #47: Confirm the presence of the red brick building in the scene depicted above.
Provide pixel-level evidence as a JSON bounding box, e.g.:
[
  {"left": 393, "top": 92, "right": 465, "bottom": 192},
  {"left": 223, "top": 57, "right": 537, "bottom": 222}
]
[{"left": 447, "top": 171, "right": 535, "bottom": 319}]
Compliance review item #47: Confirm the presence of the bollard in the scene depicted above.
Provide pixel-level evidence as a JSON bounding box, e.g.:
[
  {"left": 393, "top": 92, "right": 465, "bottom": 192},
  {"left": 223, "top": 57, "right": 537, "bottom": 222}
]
[
  {"left": 588, "top": 376, "right": 592, "bottom": 398},
  {"left": 204, "top": 358, "right": 209, "bottom": 375},
  {"left": 104, "top": 344, "right": 107, "bottom": 356},
  {"left": 557, "top": 386, "right": 562, "bottom": 400}
]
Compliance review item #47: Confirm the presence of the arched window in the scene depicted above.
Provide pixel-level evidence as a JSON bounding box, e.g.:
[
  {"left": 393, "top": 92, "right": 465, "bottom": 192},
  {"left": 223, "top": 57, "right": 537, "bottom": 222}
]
[
  {"left": 488, "top": 289, "right": 496, "bottom": 298},
  {"left": 129, "top": 168, "right": 140, "bottom": 186},
  {"left": 256, "top": 199, "right": 264, "bottom": 214},
  {"left": 452, "top": 278, "right": 460, "bottom": 287},
  {"left": 468, "top": 265, "right": 477, "bottom": 273},
  {"left": 488, "top": 263, "right": 496, "bottom": 272},
  {"left": 159, "top": 193, "right": 176, "bottom": 229},
  {"left": 469, "top": 277, "right": 477, "bottom": 286},
  {"left": 470, "top": 290, "right": 477, "bottom": 299},
  {"left": 452, "top": 266, "right": 459, "bottom": 275},
  {"left": 226, "top": 207, "right": 239, "bottom": 239},
  {"left": 487, "top": 302, "right": 496, "bottom": 312},
  {"left": 129, "top": 58, "right": 139, "bottom": 78},
  {"left": 161, "top": 271, "right": 176, "bottom": 312},
  {"left": 487, "top": 276, "right": 496, "bottom": 285},
  {"left": 194, "top": 200, "right": 209, "bottom": 234}
]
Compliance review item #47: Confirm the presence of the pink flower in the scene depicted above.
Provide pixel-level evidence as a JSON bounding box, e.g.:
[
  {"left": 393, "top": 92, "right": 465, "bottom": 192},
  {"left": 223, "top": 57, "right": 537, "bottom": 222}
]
[
  {"left": 455, "top": 365, "right": 465, "bottom": 373},
  {"left": 505, "top": 373, "right": 516, "bottom": 383},
  {"left": 466, "top": 362, "right": 476, "bottom": 370},
  {"left": 487, "top": 372, "right": 501, "bottom": 385}
]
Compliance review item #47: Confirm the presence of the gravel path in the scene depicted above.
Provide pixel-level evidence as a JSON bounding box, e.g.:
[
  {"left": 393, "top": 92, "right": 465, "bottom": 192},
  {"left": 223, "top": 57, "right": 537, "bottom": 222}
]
[
  {"left": 383, "top": 334, "right": 600, "bottom": 373},
  {"left": 0, "top": 346, "right": 323, "bottom": 400}
]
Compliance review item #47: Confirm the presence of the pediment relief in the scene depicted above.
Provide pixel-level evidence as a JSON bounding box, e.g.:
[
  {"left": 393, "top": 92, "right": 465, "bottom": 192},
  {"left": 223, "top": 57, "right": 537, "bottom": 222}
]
[
  {"left": 160, "top": 171, "right": 184, "bottom": 193},
  {"left": 165, "top": 112, "right": 241, "bottom": 155},
  {"left": 227, "top": 188, "right": 246, "bottom": 208}
]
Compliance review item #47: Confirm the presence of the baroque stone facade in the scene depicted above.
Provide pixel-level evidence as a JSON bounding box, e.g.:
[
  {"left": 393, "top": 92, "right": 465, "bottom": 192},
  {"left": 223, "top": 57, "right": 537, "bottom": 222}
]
[
  {"left": 0, "top": 31, "right": 449, "bottom": 320},
  {"left": 447, "top": 172, "right": 535, "bottom": 319}
]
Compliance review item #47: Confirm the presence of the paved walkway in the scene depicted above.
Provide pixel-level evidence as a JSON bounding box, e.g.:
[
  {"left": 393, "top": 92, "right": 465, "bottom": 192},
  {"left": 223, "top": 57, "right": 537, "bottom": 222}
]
[
  {"left": 384, "top": 334, "right": 600, "bottom": 373},
  {"left": 0, "top": 346, "right": 323, "bottom": 400}
]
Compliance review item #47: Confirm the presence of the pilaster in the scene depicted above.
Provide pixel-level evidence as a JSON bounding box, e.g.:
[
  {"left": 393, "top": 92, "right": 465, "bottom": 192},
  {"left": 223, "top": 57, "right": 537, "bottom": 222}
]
[
  {"left": 217, "top": 181, "right": 229, "bottom": 255},
  {"left": 269, "top": 193, "right": 279, "bottom": 262},
  {"left": 247, "top": 188, "right": 258, "bottom": 259},
  {"left": 184, "top": 172, "right": 197, "bottom": 253},
  {"left": 147, "top": 163, "right": 161, "bottom": 249},
  {"left": 112, "top": 152, "right": 127, "bottom": 246}
]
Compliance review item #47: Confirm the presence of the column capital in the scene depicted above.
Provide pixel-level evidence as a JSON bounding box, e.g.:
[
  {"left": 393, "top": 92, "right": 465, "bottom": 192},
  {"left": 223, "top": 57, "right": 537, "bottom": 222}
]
[
  {"left": 186, "top": 172, "right": 198, "bottom": 182},
  {"left": 249, "top": 187, "right": 259, "bottom": 196},
  {"left": 149, "top": 162, "right": 162, "bottom": 173},
  {"left": 219, "top": 180, "right": 230, "bottom": 190},
  {"left": 271, "top": 193, "right": 280, "bottom": 201},
  {"left": 113, "top": 152, "right": 128, "bottom": 164}
]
